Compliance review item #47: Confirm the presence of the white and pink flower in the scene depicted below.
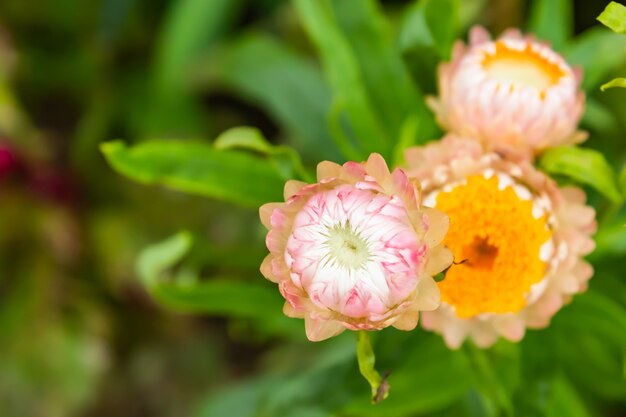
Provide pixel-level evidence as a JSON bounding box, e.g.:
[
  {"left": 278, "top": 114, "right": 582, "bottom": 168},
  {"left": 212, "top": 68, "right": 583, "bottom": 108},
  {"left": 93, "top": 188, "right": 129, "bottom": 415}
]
[
  {"left": 428, "top": 26, "right": 586, "bottom": 158},
  {"left": 260, "top": 154, "right": 452, "bottom": 341}
]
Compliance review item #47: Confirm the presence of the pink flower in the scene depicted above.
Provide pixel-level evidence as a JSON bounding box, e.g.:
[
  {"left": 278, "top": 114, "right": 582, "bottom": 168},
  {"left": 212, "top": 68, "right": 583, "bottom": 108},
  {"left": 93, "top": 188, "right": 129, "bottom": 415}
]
[
  {"left": 405, "top": 136, "right": 596, "bottom": 348},
  {"left": 260, "top": 154, "right": 452, "bottom": 341},
  {"left": 428, "top": 26, "right": 586, "bottom": 159}
]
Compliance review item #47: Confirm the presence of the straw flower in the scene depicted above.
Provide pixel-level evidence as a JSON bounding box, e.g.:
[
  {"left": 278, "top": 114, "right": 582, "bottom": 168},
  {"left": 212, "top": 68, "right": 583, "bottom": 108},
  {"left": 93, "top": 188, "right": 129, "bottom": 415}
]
[
  {"left": 428, "top": 26, "right": 586, "bottom": 158},
  {"left": 405, "top": 136, "right": 596, "bottom": 348},
  {"left": 260, "top": 154, "right": 452, "bottom": 341}
]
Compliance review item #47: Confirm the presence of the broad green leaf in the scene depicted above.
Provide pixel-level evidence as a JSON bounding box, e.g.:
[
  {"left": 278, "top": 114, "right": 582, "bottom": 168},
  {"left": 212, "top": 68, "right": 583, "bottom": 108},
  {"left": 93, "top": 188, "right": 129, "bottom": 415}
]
[
  {"left": 214, "top": 126, "right": 275, "bottom": 154},
  {"left": 194, "top": 337, "right": 354, "bottom": 417},
  {"left": 327, "top": 98, "right": 365, "bottom": 161},
  {"left": 598, "top": 1, "right": 626, "bottom": 34},
  {"left": 147, "top": 0, "right": 243, "bottom": 134},
  {"left": 154, "top": 0, "right": 240, "bottom": 89},
  {"left": 546, "top": 376, "right": 591, "bottom": 417},
  {"left": 136, "top": 232, "right": 297, "bottom": 336},
  {"left": 400, "top": 0, "right": 460, "bottom": 97},
  {"left": 392, "top": 114, "right": 420, "bottom": 166},
  {"left": 293, "top": 0, "right": 392, "bottom": 158},
  {"left": 193, "top": 376, "right": 282, "bottom": 417},
  {"left": 136, "top": 231, "right": 193, "bottom": 289},
  {"left": 539, "top": 146, "right": 622, "bottom": 203},
  {"left": 400, "top": 0, "right": 459, "bottom": 59},
  {"left": 260, "top": 337, "right": 356, "bottom": 414},
  {"left": 620, "top": 163, "right": 626, "bottom": 193},
  {"left": 551, "top": 291, "right": 626, "bottom": 399},
  {"left": 592, "top": 212, "right": 626, "bottom": 260},
  {"left": 464, "top": 344, "right": 514, "bottom": 417},
  {"left": 601, "top": 77, "right": 626, "bottom": 91},
  {"left": 329, "top": 0, "right": 439, "bottom": 149},
  {"left": 458, "top": 0, "right": 489, "bottom": 31},
  {"left": 514, "top": 332, "right": 561, "bottom": 417},
  {"left": 193, "top": 375, "right": 339, "bottom": 417},
  {"left": 101, "top": 139, "right": 285, "bottom": 208},
  {"left": 527, "top": 0, "right": 573, "bottom": 51},
  {"left": 198, "top": 34, "right": 340, "bottom": 161},
  {"left": 149, "top": 279, "right": 284, "bottom": 320},
  {"left": 581, "top": 97, "right": 620, "bottom": 134},
  {"left": 564, "top": 28, "right": 626, "bottom": 91},
  {"left": 214, "top": 126, "right": 313, "bottom": 182},
  {"left": 422, "top": 0, "right": 459, "bottom": 58}
]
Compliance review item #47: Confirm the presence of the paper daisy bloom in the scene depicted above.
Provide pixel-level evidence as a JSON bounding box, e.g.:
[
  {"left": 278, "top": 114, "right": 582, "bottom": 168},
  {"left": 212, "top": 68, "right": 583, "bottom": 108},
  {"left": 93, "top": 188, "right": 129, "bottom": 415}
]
[
  {"left": 405, "top": 136, "right": 596, "bottom": 348},
  {"left": 428, "top": 26, "right": 586, "bottom": 158},
  {"left": 259, "top": 154, "right": 452, "bottom": 341}
]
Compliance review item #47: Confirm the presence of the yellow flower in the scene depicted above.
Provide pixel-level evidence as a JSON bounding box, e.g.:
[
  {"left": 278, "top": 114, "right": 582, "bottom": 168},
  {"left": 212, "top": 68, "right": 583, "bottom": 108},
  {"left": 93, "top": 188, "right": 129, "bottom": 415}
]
[{"left": 405, "top": 136, "right": 596, "bottom": 348}]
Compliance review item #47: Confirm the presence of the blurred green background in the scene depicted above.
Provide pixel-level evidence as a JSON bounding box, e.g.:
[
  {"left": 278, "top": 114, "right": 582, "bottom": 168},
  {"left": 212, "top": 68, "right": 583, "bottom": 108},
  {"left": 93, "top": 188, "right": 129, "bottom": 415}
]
[{"left": 1, "top": 0, "right": 626, "bottom": 416}]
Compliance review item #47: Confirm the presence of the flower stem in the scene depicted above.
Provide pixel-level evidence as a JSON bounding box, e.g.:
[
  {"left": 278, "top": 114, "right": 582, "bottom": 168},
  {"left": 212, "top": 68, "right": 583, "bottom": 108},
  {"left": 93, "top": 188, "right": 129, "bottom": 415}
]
[{"left": 356, "top": 331, "right": 389, "bottom": 403}]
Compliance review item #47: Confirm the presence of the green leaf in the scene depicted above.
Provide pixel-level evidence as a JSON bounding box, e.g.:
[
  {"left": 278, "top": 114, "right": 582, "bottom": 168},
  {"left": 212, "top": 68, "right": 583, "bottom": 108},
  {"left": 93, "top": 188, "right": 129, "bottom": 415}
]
[
  {"left": 399, "top": 0, "right": 460, "bottom": 99},
  {"left": 564, "top": 28, "right": 626, "bottom": 91},
  {"left": 458, "top": 0, "right": 489, "bottom": 31},
  {"left": 101, "top": 139, "right": 285, "bottom": 208},
  {"left": 294, "top": 0, "right": 438, "bottom": 158},
  {"left": 464, "top": 344, "right": 514, "bottom": 417},
  {"left": 539, "top": 146, "right": 622, "bottom": 203},
  {"left": 581, "top": 97, "right": 620, "bottom": 134},
  {"left": 327, "top": 98, "right": 365, "bottom": 160},
  {"left": 193, "top": 337, "right": 354, "bottom": 417},
  {"left": 147, "top": 0, "right": 243, "bottom": 134},
  {"left": 294, "top": 0, "right": 389, "bottom": 159},
  {"left": 135, "top": 232, "right": 298, "bottom": 337},
  {"left": 198, "top": 34, "right": 340, "bottom": 161},
  {"left": 193, "top": 376, "right": 281, "bottom": 417},
  {"left": 551, "top": 291, "right": 626, "bottom": 399},
  {"left": 527, "top": 0, "right": 573, "bottom": 50},
  {"left": 400, "top": 0, "right": 460, "bottom": 59},
  {"left": 136, "top": 231, "right": 193, "bottom": 289},
  {"left": 356, "top": 331, "right": 388, "bottom": 403},
  {"left": 328, "top": 0, "right": 439, "bottom": 148},
  {"left": 546, "top": 376, "right": 591, "bottom": 417},
  {"left": 154, "top": 0, "right": 240, "bottom": 89},
  {"left": 598, "top": 1, "right": 626, "bottom": 34},
  {"left": 593, "top": 224, "right": 626, "bottom": 260},
  {"left": 392, "top": 114, "right": 420, "bottom": 167},
  {"left": 213, "top": 126, "right": 275, "bottom": 154},
  {"left": 213, "top": 126, "right": 313, "bottom": 182},
  {"left": 149, "top": 279, "right": 284, "bottom": 320},
  {"left": 601, "top": 77, "right": 626, "bottom": 91}
]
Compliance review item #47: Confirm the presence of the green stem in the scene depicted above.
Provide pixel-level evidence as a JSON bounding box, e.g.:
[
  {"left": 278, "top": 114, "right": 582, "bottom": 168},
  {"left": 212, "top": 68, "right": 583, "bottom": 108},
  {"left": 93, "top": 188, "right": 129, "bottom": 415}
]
[{"left": 356, "top": 331, "right": 389, "bottom": 403}]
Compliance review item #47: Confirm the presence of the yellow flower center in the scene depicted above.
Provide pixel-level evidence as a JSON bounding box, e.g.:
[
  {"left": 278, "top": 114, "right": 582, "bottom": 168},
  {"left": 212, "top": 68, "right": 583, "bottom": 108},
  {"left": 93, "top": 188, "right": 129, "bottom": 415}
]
[
  {"left": 434, "top": 175, "right": 551, "bottom": 318},
  {"left": 482, "top": 41, "right": 566, "bottom": 92}
]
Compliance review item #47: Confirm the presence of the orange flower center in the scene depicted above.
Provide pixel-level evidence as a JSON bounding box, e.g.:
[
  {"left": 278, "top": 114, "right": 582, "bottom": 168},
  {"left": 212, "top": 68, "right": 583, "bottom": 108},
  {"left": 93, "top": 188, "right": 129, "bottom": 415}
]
[
  {"left": 482, "top": 41, "right": 566, "bottom": 92},
  {"left": 434, "top": 175, "right": 551, "bottom": 318}
]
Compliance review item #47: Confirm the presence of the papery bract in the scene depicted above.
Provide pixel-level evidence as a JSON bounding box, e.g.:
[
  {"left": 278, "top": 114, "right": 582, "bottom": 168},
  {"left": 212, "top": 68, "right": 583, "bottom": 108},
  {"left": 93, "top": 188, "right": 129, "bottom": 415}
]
[
  {"left": 428, "top": 26, "right": 586, "bottom": 159},
  {"left": 405, "top": 136, "right": 596, "bottom": 348},
  {"left": 260, "top": 154, "right": 452, "bottom": 341}
]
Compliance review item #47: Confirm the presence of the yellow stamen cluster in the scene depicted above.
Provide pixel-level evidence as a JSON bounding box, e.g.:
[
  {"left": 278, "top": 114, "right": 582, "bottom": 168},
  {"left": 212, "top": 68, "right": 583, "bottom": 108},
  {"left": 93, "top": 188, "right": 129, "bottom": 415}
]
[
  {"left": 482, "top": 41, "right": 566, "bottom": 93},
  {"left": 434, "top": 175, "right": 551, "bottom": 318}
]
